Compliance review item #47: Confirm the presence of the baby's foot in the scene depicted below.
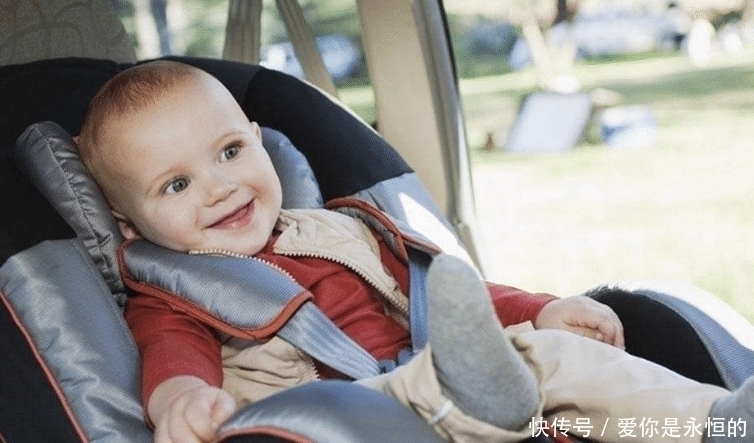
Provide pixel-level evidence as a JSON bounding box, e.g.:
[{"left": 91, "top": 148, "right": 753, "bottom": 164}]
[{"left": 426, "top": 254, "right": 539, "bottom": 431}]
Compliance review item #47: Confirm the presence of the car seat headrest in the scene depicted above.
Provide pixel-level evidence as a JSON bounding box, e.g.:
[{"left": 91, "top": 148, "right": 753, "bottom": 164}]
[
  {"left": 13, "top": 121, "right": 323, "bottom": 303},
  {"left": 0, "top": 0, "right": 137, "bottom": 66}
]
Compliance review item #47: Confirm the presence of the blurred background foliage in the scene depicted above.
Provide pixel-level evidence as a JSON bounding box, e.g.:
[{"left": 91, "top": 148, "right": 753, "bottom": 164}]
[{"left": 113, "top": 0, "right": 754, "bottom": 76}]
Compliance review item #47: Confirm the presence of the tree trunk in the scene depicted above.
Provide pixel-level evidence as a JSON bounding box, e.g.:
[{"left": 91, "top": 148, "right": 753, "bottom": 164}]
[
  {"left": 553, "top": 0, "right": 575, "bottom": 25},
  {"left": 744, "top": 0, "right": 754, "bottom": 22},
  {"left": 133, "top": 0, "right": 160, "bottom": 58},
  {"left": 150, "top": 0, "right": 171, "bottom": 55}
]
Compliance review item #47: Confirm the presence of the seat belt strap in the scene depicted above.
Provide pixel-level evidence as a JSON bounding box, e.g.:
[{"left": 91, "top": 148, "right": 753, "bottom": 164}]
[
  {"left": 279, "top": 303, "right": 381, "bottom": 379},
  {"left": 123, "top": 239, "right": 381, "bottom": 380},
  {"left": 408, "top": 248, "right": 431, "bottom": 354}
]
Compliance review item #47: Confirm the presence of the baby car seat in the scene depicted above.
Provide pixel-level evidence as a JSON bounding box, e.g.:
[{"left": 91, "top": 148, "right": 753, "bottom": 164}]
[
  {"left": 2, "top": 2, "right": 754, "bottom": 443},
  {"left": 4, "top": 56, "right": 754, "bottom": 443},
  {"left": 0, "top": 55, "right": 456, "bottom": 442}
]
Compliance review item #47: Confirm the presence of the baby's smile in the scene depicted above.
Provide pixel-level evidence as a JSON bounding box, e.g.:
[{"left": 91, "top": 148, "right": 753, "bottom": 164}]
[{"left": 209, "top": 201, "right": 254, "bottom": 230}]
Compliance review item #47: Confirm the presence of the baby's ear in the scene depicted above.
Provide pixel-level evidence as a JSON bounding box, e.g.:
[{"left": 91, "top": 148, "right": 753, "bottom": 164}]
[
  {"left": 249, "top": 121, "right": 261, "bottom": 139},
  {"left": 111, "top": 210, "right": 140, "bottom": 240}
]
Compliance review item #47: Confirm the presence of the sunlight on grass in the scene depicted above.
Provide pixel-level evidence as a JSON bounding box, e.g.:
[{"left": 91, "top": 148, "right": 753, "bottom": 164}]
[
  {"left": 338, "top": 86, "right": 376, "bottom": 124},
  {"left": 468, "top": 48, "right": 754, "bottom": 321}
]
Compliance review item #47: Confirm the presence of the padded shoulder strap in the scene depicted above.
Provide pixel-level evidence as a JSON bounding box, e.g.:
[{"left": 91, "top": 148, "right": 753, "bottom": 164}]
[{"left": 120, "top": 240, "right": 380, "bottom": 379}]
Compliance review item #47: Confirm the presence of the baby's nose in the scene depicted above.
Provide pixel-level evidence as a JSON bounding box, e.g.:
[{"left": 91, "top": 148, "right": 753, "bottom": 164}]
[{"left": 206, "top": 170, "right": 238, "bottom": 204}]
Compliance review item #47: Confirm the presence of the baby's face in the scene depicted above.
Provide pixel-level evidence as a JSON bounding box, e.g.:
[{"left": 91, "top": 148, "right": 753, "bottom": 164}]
[{"left": 99, "top": 74, "right": 282, "bottom": 256}]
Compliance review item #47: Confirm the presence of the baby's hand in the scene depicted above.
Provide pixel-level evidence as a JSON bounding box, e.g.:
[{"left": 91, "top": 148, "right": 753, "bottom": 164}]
[
  {"left": 534, "top": 296, "right": 625, "bottom": 349},
  {"left": 152, "top": 379, "right": 236, "bottom": 443}
]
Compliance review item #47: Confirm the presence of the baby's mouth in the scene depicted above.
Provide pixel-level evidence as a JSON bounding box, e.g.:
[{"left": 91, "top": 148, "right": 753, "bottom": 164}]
[{"left": 210, "top": 201, "right": 254, "bottom": 229}]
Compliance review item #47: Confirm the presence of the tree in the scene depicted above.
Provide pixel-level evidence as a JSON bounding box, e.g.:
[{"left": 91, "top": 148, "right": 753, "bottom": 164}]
[
  {"left": 744, "top": 0, "right": 754, "bottom": 21},
  {"left": 553, "top": 0, "right": 577, "bottom": 25},
  {"left": 151, "top": 0, "right": 171, "bottom": 55}
]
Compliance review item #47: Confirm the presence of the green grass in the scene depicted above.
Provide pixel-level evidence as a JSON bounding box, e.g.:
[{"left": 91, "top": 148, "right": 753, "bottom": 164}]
[{"left": 464, "top": 48, "right": 754, "bottom": 322}]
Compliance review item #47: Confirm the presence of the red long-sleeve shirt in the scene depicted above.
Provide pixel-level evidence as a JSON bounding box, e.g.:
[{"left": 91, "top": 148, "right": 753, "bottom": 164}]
[{"left": 125, "top": 234, "right": 557, "bottom": 405}]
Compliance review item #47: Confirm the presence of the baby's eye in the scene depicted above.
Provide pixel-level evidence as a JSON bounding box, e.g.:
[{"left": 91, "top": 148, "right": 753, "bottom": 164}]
[
  {"left": 165, "top": 177, "right": 189, "bottom": 195},
  {"left": 220, "top": 143, "right": 241, "bottom": 162}
]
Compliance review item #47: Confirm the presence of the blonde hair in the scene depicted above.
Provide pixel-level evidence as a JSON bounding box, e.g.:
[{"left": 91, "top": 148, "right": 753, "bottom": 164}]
[{"left": 78, "top": 60, "right": 205, "bottom": 178}]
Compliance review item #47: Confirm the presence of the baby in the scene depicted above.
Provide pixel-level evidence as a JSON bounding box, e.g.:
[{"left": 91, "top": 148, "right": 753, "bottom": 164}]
[{"left": 77, "top": 60, "right": 751, "bottom": 443}]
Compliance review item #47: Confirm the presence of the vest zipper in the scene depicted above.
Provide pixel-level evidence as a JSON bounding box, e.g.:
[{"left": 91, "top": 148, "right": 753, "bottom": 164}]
[
  {"left": 189, "top": 247, "right": 409, "bottom": 317},
  {"left": 188, "top": 248, "right": 297, "bottom": 283},
  {"left": 278, "top": 249, "right": 409, "bottom": 317},
  {"left": 302, "top": 352, "right": 321, "bottom": 381}
]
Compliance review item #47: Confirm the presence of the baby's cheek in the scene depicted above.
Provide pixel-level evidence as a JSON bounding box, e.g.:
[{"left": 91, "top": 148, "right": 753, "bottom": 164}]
[{"left": 148, "top": 207, "right": 195, "bottom": 245}]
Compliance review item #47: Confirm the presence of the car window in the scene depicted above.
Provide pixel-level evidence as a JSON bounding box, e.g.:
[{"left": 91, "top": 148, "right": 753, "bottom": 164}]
[
  {"left": 444, "top": 0, "right": 754, "bottom": 322},
  {"left": 111, "top": 0, "right": 376, "bottom": 124},
  {"left": 111, "top": 0, "right": 228, "bottom": 58}
]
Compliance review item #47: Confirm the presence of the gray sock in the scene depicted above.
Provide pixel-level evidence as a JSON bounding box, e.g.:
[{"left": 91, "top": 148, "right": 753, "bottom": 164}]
[
  {"left": 704, "top": 377, "right": 754, "bottom": 443},
  {"left": 425, "top": 254, "right": 540, "bottom": 431}
]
